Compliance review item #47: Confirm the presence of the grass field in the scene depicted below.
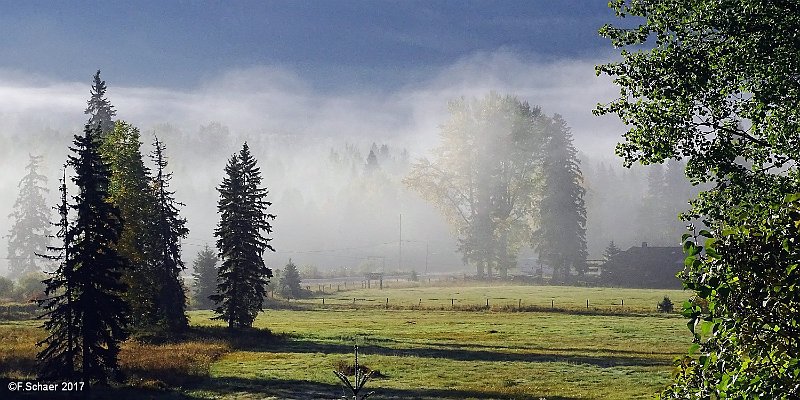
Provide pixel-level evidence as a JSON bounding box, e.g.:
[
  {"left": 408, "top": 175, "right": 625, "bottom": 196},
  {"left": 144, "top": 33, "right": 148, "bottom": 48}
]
[
  {"left": 0, "top": 285, "right": 693, "bottom": 400},
  {"left": 293, "top": 284, "right": 688, "bottom": 313}
]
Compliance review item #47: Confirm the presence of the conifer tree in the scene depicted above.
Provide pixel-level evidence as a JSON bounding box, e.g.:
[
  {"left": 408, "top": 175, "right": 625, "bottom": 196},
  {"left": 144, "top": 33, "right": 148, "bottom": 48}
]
[
  {"left": 192, "top": 245, "right": 218, "bottom": 310},
  {"left": 148, "top": 136, "right": 189, "bottom": 331},
  {"left": 534, "top": 114, "right": 587, "bottom": 283},
  {"left": 279, "top": 259, "right": 302, "bottom": 299},
  {"left": 603, "top": 240, "right": 621, "bottom": 261},
  {"left": 38, "top": 125, "right": 129, "bottom": 382},
  {"left": 212, "top": 143, "right": 275, "bottom": 329},
  {"left": 84, "top": 70, "right": 116, "bottom": 137},
  {"left": 365, "top": 149, "right": 379, "bottom": 173},
  {"left": 7, "top": 154, "right": 51, "bottom": 280},
  {"left": 37, "top": 167, "right": 77, "bottom": 379}
]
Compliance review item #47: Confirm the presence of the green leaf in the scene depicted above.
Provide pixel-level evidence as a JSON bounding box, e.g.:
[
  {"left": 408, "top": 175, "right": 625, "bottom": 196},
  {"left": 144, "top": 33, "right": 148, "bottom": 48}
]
[
  {"left": 784, "top": 193, "right": 800, "bottom": 203},
  {"left": 700, "top": 321, "right": 715, "bottom": 337},
  {"left": 688, "top": 343, "right": 701, "bottom": 355},
  {"left": 699, "top": 229, "right": 712, "bottom": 238}
]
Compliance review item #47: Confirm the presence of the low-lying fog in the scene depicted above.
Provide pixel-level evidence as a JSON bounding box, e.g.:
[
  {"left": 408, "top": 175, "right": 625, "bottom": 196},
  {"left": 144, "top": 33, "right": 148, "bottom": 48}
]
[{"left": 0, "top": 51, "right": 692, "bottom": 277}]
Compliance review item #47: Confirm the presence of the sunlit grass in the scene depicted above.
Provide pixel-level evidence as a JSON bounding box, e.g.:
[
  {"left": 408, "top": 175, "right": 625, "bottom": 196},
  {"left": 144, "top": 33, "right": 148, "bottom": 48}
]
[
  {"left": 190, "top": 307, "right": 689, "bottom": 399},
  {"left": 289, "top": 283, "right": 689, "bottom": 313},
  {"left": 0, "top": 285, "right": 692, "bottom": 399}
]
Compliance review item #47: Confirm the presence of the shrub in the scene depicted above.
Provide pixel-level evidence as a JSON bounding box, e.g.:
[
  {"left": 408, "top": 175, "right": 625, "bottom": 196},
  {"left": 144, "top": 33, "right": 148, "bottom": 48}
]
[{"left": 658, "top": 296, "right": 674, "bottom": 313}]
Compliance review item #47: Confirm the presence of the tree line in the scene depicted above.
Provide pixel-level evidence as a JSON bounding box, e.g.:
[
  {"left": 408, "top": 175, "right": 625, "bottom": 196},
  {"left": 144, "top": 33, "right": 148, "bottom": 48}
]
[{"left": 26, "top": 71, "right": 277, "bottom": 383}]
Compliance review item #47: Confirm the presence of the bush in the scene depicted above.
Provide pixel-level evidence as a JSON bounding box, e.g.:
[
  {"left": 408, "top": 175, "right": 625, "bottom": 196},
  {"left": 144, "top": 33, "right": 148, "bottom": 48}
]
[
  {"left": 657, "top": 296, "right": 674, "bottom": 313},
  {"left": 13, "top": 273, "right": 46, "bottom": 302},
  {"left": 0, "top": 277, "right": 14, "bottom": 300}
]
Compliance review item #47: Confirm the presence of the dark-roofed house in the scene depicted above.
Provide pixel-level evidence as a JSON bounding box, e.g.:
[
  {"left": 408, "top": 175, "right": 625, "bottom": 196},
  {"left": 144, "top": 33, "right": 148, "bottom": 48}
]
[{"left": 601, "top": 242, "right": 684, "bottom": 289}]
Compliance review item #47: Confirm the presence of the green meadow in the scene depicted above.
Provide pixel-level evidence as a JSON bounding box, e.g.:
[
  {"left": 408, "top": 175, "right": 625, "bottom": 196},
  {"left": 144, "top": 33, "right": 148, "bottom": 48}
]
[{"left": 1, "top": 285, "right": 693, "bottom": 399}]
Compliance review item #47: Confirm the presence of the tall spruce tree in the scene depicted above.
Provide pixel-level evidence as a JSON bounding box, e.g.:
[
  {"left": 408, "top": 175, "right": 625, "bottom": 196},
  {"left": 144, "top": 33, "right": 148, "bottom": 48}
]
[
  {"left": 7, "top": 154, "right": 51, "bottom": 280},
  {"left": 212, "top": 143, "right": 275, "bottom": 329},
  {"left": 148, "top": 136, "right": 189, "bottom": 331},
  {"left": 192, "top": 245, "right": 218, "bottom": 310},
  {"left": 37, "top": 167, "right": 77, "bottom": 379},
  {"left": 38, "top": 125, "right": 129, "bottom": 382},
  {"left": 534, "top": 114, "right": 587, "bottom": 283},
  {"left": 84, "top": 70, "right": 116, "bottom": 137}
]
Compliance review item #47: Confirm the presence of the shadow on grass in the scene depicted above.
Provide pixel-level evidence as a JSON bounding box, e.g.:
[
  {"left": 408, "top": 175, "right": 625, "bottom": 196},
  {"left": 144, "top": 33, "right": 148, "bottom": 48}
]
[
  {"left": 241, "top": 335, "right": 671, "bottom": 367},
  {"left": 135, "top": 325, "right": 284, "bottom": 350},
  {"left": 198, "top": 376, "right": 582, "bottom": 400}
]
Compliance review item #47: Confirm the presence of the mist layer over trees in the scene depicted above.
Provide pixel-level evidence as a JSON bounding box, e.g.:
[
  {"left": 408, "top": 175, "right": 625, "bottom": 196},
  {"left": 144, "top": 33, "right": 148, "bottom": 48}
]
[{"left": 2, "top": 70, "right": 698, "bottom": 281}]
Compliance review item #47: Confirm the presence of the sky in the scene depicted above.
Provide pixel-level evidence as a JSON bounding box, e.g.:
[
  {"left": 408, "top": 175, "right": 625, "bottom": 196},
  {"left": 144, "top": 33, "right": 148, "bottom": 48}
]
[
  {"left": 0, "top": 1, "right": 617, "bottom": 91},
  {"left": 0, "top": 1, "right": 640, "bottom": 275}
]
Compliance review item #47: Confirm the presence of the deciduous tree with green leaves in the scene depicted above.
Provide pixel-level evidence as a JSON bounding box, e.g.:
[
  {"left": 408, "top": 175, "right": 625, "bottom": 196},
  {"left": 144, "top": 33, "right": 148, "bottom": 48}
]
[
  {"left": 596, "top": 1, "right": 800, "bottom": 397},
  {"left": 404, "top": 93, "right": 544, "bottom": 279},
  {"left": 100, "top": 121, "right": 158, "bottom": 329}
]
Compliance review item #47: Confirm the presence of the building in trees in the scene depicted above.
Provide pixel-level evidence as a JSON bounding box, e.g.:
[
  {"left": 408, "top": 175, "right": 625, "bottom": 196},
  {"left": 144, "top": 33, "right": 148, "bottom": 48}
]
[
  {"left": 533, "top": 115, "right": 587, "bottom": 283},
  {"left": 404, "top": 93, "right": 544, "bottom": 279},
  {"left": 7, "top": 154, "right": 51, "bottom": 280},
  {"left": 192, "top": 245, "right": 218, "bottom": 310},
  {"left": 600, "top": 242, "right": 683, "bottom": 289},
  {"left": 38, "top": 125, "right": 129, "bottom": 383},
  {"left": 212, "top": 143, "right": 276, "bottom": 328}
]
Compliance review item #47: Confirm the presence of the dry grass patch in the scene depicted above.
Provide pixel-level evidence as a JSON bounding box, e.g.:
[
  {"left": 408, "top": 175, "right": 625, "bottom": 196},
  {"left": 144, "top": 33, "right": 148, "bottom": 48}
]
[
  {"left": 121, "top": 339, "right": 230, "bottom": 388},
  {"left": 0, "top": 322, "right": 44, "bottom": 379}
]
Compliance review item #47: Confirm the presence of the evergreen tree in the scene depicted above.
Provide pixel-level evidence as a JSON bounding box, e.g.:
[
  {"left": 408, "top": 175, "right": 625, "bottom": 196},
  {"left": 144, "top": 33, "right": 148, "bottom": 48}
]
[
  {"left": 100, "top": 121, "right": 158, "bottom": 329},
  {"left": 84, "top": 70, "right": 116, "bottom": 137},
  {"left": 602, "top": 240, "right": 621, "bottom": 261},
  {"left": 37, "top": 167, "right": 77, "bottom": 379},
  {"left": 7, "top": 154, "right": 51, "bottom": 280},
  {"left": 365, "top": 149, "right": 380, "bottom": 172},
  {"left": 534, "top": 114, "right": 587, "bottom": 283},
  {"left": 148, "top": 136, "right": 189, "bottom": 331},
  {"left": 212, "top": 143, "right": 275, "bottom": 329},
  {"left": 192, "top": 245, "right": 218, "bottom": 310},
  {"left": 38, "top": 125, "right": 129, "bottom": 383},
  {"left": 279, "top": 259, "right": 301, "bottom": 299}
]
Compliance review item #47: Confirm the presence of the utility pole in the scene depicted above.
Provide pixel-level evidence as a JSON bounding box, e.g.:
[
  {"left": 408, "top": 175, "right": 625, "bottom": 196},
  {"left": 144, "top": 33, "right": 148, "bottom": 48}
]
[
  {"left": 425, "top": 242, "right": 429, "bottom": 275},
  {"left": 399, "top": 213, "right": 402, "bottom": 271}
]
